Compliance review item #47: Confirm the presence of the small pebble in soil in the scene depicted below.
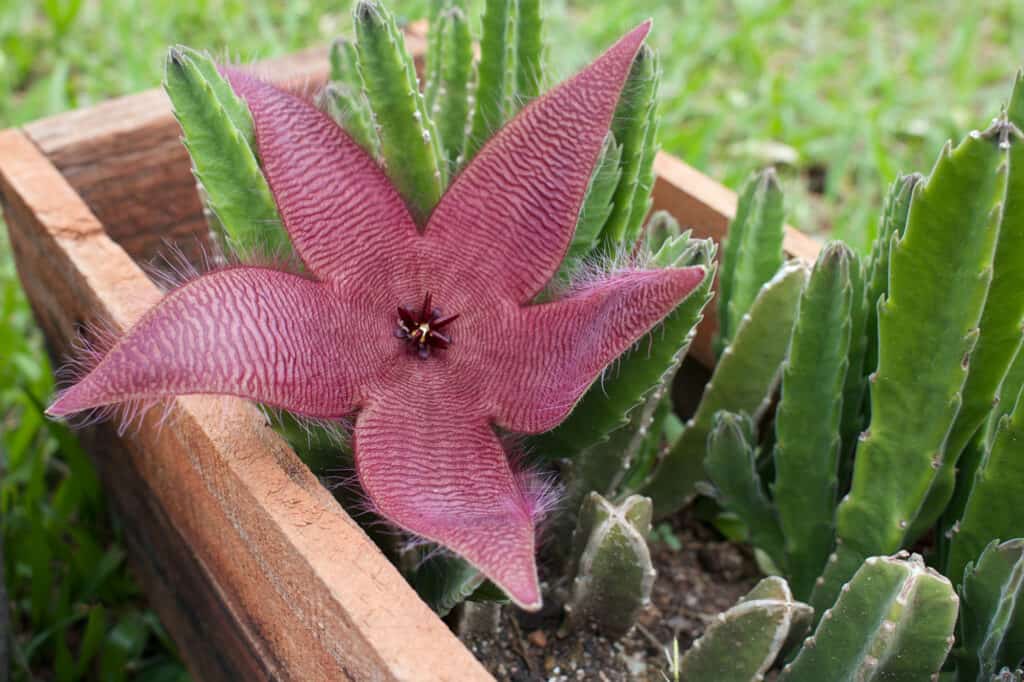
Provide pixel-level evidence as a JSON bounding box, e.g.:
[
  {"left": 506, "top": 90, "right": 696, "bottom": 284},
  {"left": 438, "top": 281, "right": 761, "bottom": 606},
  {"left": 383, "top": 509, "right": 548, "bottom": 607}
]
[{"left": 528, "top": 630, "right": 548, "bottom": 648}]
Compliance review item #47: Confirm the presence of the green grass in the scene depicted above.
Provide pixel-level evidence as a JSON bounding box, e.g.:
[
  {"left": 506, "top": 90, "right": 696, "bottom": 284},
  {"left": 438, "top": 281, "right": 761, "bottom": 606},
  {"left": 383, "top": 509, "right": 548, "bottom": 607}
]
[{"left": 1, "top": 1, "right": 1020, "bottom": 678}]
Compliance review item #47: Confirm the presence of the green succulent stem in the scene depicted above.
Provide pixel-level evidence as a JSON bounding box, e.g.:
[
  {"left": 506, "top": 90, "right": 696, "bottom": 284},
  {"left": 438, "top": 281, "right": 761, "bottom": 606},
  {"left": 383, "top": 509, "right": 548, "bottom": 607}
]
[
  {"left": 838, "top": 251, "right": 868, "bottom": 486},
  {"left": 567, "top": 494, "right": 655, "bottom": 640},
  {"left": 714, "top": 168, "right": 786, "bottom": 358},
  {"left": 464, "top": 0, "right": 516, "bottom": 162},
  {"left": 600, "top": 44, "right": 659, "bottom": 248},
  {"left": 679, "top": 577, "right": 812, "bottom": 682},
  {"left": 559, "top": 133, "right": 622, "bottom": 277},
  {"left": 946, "top": 383, "right": 1024, "bottom": 588},
  {"left": 704, "top": 412, "right": 786, "bottom": 571},
  {"left": 913, "top": 103, "right": 1024, "bottom": 539},
  {"left": 781, "top": 553, "right": 958, "bottom": 681},
  {"left": 836, "top": 124, "right": 1008, "bottom": 562},
  {"left": 433, "top": 5, "right": 473, "bottom": 170},
  {"left": 325, "top": 38, "right": 380, "bottom": 157},
  {"left": 514, "top": 0, "right": 544, "bottom": 101},
  {"left": 354, "top": 0, "right": 446, "bottom": 224},
  {"left": 164, "top": 45, "right": 286, "bottom": 259},
  {"left": 644, "top": 261, "right": 808, "bottom": 518},
  {"left": 957, "top": 539, "right": 1024, "bottom": 682},
  {"left": 772, "top": 242, "right": 854, "bottom": 600},
  {"left": 862, "top": 173, "right": 921, "bottom": 379}
]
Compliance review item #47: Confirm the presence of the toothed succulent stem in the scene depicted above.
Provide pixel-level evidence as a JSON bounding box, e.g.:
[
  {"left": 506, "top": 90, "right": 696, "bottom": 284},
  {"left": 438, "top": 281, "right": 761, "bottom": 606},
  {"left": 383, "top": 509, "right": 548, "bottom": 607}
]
[
  {"left": 957, "top": 539, "right": 1024, "bottom": 682},
  {"left": 558, "top": 134, "right": 622, "bottom": 278},
  {"left": 984, "top": 342, "right": 1024, "bottom": 447},
  {"left": 354, "top": 0, "right": 446, "bottom": 223},
  {"left": 464, "top": 0, "right": 515, "bottom": 162},
  {"left": 946, "top": 384, "right": 1024, "bottom": 588},
  {"left": 514, "top": 0, "right": 544, "bottom": 101},
  {"left": 643, "top": 209, "right": 682, "bottom": 255},
  {"left": 838, "top": 251, "right": 868, "bottom": 486},
  {"left": 601, "top": 44, "right": 660, "bottom": 248},
  {"left": 644, "top": 261, "right": 809, "bottom": 518},
  {"left": 567, "top": 493, "right": 655, "bottom": 640},
  {"left": 914, "top": 105, "right": 1024, "bottom": 539},
  {"left": 772, "top": 242, "right": 854, "bottom": 600},
  {"left": 325, "top": 38, "right": 380, "bottom": 157},
  {"left": 835, "top": 122, "right": 1009, "bottom": 567},
  {"left": 423, "top": 0, "right": 449, "bottom": 113},
  {"left": 704, "top": 412, "right": 786, "bottom": 571},
  {"left": 433, "top": 5, "right": 472, "bottom": 170},
  {"left": 862, "top": 172, "right": 921, "bottom": 378},
  {"left": 679, "top": 577, "right": 812, "bottom": 682},
  {"left": 164, "top": 45, "right": 286, "bottom": 259},
  {"left": 714, "top": 168, "right": 786, "bottom": 358},
  {"left": 781, "top": 553, "right": 958, "bottom": 681}
]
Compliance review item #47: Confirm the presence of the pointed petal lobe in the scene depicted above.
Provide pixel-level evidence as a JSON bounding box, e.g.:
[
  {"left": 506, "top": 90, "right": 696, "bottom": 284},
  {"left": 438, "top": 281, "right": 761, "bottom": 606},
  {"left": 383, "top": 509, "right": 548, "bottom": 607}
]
[
  {"left": 354, "top": 373, "right": 542, "bottom": 609},
  {"left": 223, "top": 69, "right": 418, "bottom": 288},
  {"left": 423, "top": 23, "right": 651, "bottom": 306},
  {"left": 490, "top": 266, "right": 706, "bottom": 433},
  {"left": 48, "top": 268, "right": 385, "bottom": 419}
]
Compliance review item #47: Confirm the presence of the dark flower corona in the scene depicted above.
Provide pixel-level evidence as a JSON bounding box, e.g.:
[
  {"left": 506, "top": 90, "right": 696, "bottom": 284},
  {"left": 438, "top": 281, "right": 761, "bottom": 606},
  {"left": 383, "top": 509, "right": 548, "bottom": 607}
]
[
  {"left": 394, "top": 293, "right": 459, "bottom": 359},
  {"left": 47, "top": 22, "right": 705, "bottom": 609}
]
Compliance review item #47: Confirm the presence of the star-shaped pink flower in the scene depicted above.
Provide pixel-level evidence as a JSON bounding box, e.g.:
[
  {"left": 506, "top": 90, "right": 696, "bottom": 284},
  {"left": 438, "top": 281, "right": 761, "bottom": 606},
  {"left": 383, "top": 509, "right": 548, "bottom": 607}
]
[{"left": 47, "top": 23, "right": 705, "bottom": 609}]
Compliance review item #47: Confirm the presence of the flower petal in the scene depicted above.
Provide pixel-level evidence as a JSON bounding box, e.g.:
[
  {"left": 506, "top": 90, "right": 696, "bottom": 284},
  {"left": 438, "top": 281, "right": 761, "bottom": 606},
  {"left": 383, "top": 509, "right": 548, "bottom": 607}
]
[
  {"left": 354, "top": 376, "right": 542, "bottom": 610},
  {"left": 48, "top": 267, "right": 385, "bottom": 419},
  {"left": 422, "top": 23, "right": 651, "bottom": 306},
  {"left": 490, "top": 266, "right": 706, "bottom": 433},
  {"left": 223, "top": 69, "right": 418, "bottom": 287}
]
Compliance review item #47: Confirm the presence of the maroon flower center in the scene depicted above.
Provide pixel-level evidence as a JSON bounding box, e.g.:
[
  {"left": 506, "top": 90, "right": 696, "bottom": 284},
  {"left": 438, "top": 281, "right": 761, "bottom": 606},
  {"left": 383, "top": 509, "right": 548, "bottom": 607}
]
[{"left": 394, "top": 293, "right": 460, "bottom": 360}]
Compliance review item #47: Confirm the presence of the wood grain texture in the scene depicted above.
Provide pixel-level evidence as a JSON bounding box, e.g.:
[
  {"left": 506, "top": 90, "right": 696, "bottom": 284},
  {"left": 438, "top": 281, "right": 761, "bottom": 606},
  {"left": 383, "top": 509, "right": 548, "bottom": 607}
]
[{"left": 0, "top": 128, "right": 489, "bottom": 681}]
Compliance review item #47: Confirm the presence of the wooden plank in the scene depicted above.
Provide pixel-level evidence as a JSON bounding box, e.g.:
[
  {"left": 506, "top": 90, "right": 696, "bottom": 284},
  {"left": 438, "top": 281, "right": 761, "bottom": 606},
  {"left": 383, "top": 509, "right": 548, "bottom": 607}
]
[
  {"left": 652, "top": 152, "right": 821, "bottom": 366},
  {"left": 0, "top": 129, "right": 491, "bottom": 682}
]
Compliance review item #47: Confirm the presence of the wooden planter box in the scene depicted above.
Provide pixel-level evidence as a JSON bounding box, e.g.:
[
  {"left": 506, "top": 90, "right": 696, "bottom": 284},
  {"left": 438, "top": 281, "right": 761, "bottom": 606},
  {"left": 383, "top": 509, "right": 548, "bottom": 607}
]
[{"left": 0, "top": 25, "right": 819, "bottom": 682}]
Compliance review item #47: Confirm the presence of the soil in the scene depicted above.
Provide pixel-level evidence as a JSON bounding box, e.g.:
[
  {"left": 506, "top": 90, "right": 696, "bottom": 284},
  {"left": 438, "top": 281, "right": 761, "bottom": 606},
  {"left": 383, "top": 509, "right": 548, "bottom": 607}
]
[{"left": 461, "top": 508, "right": 759, "bottom": 681}]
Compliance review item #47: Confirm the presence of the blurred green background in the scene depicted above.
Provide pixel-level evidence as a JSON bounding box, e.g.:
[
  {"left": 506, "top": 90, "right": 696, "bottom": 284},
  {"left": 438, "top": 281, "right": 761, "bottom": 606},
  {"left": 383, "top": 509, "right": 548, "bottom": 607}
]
[{"left": 1, "top": 0, "right": 1020, "bottom": 678}]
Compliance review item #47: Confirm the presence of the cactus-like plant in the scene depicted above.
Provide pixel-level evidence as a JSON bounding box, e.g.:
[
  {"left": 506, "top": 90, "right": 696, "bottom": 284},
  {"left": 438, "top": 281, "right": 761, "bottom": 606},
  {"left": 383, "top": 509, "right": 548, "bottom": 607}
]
[
  {"left": 353, "top": 0, "right": 447, "bottom": 223},
  {"left": 691, "top": 73, "right": 1024, "bottom": 681},
  {"left": 946, "top": 385, "right": 1024, "bottom": 588},
  {"left": 601, "top": 43, "right": 660, "bottom": 247},
  {"left": 956, "top": 539, "right": 1024, "bottom": 682},
  {"left": 772, "top": 242, "right": 855, "bottom": 599},
  {"left": 678, "top": 576, "right": 811, "bottom": 681},
  {"left": 565, "top": 494, "right": 655, "bottom": 639},
  {"left": 429, "top": 5, "right": 472, "bottom": 169},
  {"left": 714, "top": 168, "right": 786, "bottom": 358},
  {"left": 324, "top": 37, "right": 380, "bottom": 157},
  {"left": 644, "top": 260, "right": 808, "bottom": 516},
  {"left": 164, "top": 46, "right": 285, "bottom": 259},
  {"left": 913, "top": 113, "right": 1024, "bottom": 542},
  {"left": 780, "top": 553, "right": 959, "bottom": 681},
  {"left": 810, "top": 116, "right": 1013, "bottom": 616},
  {"left": 702, "top": 244, "right": 856, "bottom": 599}
]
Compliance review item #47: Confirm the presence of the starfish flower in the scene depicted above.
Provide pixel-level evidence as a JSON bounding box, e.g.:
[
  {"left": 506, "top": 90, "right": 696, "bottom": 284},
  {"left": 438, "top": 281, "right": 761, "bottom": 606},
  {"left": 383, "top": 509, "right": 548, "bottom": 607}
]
[{"left": 47, "top": 23, "right": 705, "bottom": 609}]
